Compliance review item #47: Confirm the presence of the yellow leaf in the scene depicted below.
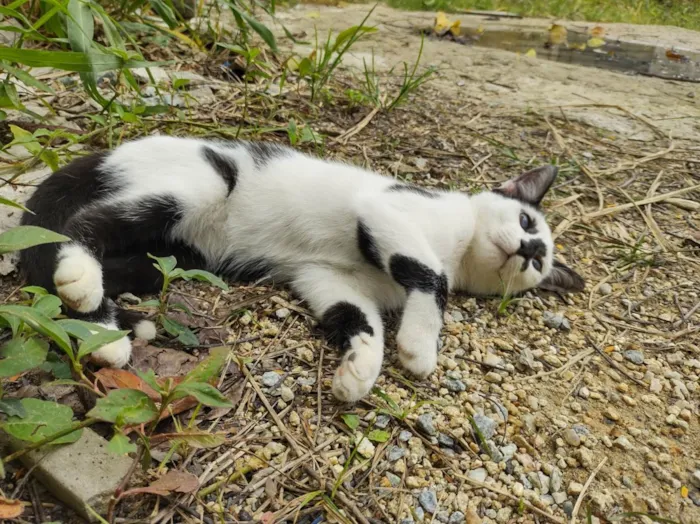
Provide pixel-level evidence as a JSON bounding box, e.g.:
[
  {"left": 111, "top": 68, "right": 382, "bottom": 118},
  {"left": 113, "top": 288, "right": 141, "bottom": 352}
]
[
  {"left": 157, "top": 26, "right": 200, "bottom": 49},
  {"left": 681, "top": 486, "right": 689, "bottom": 498},
  {"left": 604, "top": 346, "right": 615, "bottom": 353},
  {"left": 556, "top": 244, "right": 565, "bottom": 250},
  {"left": 587, "top": 37, "right": 605, "bottom": 48},
  {"left": 548, "top": 24, "right": 568, "bottom": 46},
  {"left": 450, "top": 19, "right": 461, "bottom": 37},
  {"left": 434, "top": 11, "right": 460, "bottom": 36},
  {"left": 525, "top": 48, "right": 537, "bottom": 58},
  {"left": 308, "top": 11, "right": 320, "bottom": 19},
  {"left": 570, "top": 42, "right": 587, "bottom": 51}
]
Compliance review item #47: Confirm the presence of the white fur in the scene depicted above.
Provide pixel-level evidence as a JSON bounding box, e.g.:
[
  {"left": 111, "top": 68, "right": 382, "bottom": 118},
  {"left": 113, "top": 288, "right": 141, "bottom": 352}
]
[
  {"left": 89, "top": 320, "right": 132, "bottom": 368},
  {"left": 61, "top": 136, "right": 568, "bottom": 400},
  {"left": 133, "top": 320, "right": 157, "bottom": 341},
  {"left": 54, "top": 244, "right": 104, "bottom": 313}
]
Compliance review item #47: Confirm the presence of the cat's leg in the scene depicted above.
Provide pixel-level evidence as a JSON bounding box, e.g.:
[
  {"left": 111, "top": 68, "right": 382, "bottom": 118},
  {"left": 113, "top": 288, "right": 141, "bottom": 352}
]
[
  {"left": 356, "top": 198, "right": 447, "bottom": 379},
  {"left": 292, "top": 265, "right": 384, "bottom": 402}
]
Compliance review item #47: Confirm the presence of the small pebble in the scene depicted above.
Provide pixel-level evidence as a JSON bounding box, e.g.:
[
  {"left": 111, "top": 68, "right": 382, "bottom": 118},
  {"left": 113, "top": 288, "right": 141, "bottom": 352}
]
[
  {"left": 448, "top": 511, "right": 465, "bottom": 524},
  {"left": 399, "top": 430, "right": 413, "bottom": 442},
  {"left": 418, "top": 489, "right": 438, "bottom": 514},
  {"left": 599, "top": 283, "right": 612, "bottom": 295},
  {"left": 387, "top": 445, "right": 406, "bottom": 461},
  {"left": 386, "top": 472, "right": 401, "bottom": 487},
  {"left": 624, "top": 350, "right": 644, "bottom": 365},
  {"left": 280, "top": 386, "right": 294, "bottom": 403},
  {"left": 473, "top": 413, "right": 498, "bottom": 439},
  {"left": 484, "top": 371, "right": 503, "bottom": 383},
  {"left": 614, "top": 436, "right": 633, "bottom": 450},
  {"left": 356, "top": 434, "right": 376, "bottom": 458},
  {"left": 417, "top": 414, "right": 437, "bottom": 436},
  {"left": 563, "top": 428, "right": 581, "bottom": 447},
  {"left": 261, "top": 371, "right": 281, "bottom": 387},
  {"left": 468, "top": 468, "right": 487, "bottom": 482},
  {"left": 438, "top": 433, "right": 455, "bottom": 448},
  {"left": 275, "top": 307, "right": 290, "bottom": 319},
  {"left": 444, "top": 378, "right": 467, "bottom": 392},
  {"left": 691, "top": 470, "right": 700, "bottom": 489},
  {"left": 568, "top": 482, "right": 584, "bottom": 495},
  {"left": 375, "top": 414, "right": 391, "bottom": 429},
  {"left": 604, "top": 407, "right": 620, "bottom": 421}
]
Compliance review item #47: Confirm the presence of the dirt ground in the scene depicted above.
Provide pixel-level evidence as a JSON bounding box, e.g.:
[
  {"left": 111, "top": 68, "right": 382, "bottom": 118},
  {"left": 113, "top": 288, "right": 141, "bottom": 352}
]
[{"left": 1, "top": 3, "right": 699, "bottom": 524}]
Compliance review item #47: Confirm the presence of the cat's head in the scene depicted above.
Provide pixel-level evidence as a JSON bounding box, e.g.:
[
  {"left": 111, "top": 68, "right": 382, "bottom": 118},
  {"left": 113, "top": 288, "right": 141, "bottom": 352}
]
[{"left": 458, "top": 165, "right": 584, "bottom": 296}]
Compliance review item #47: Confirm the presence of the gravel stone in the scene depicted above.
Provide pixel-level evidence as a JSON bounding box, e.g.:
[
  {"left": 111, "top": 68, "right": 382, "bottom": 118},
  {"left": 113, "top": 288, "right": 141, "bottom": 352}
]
[
  {"left": 444, "top": 378, "right": 467, "bottom": 392},
  {"left": 399, "top": 430, "right": 413, "bottom": 442},
  {"left": 691, "top": 470, "right": 700, "bottom": 489},
  {"left": 604, "top": 407, "right": 620, "bottom": 421},
  {"left": 448, "top": 511, "right": 465, "bottom": 524},
  {"left": 563, "top": 428, "right": 581, "bottom": 447},
  {"left": 473, "top": 413, "right": 498, "bottom": 439},
  {"left": 387, "top": 445, "right": 406, "bottom": 461},
  {"left": 543, "top": 311, "right": 569, "bottom": 330},
  {"left": 484, "top": 371, "right": 503, "bottom": 383},
  {"left": 563, "top": 501, "right": 575, "bottom": 517},
  {"left": 614, "top": 436, "right": 633, "bottom": 450},
  {"left": 356, "top": 434, "right": 376, "bottom": 458},
  {"left": 416, "top": 414, "right": 437, "bottom": 436},
  {"left": 419, "top": 489, "right": 438, "bottom": 514},
  {"left": 568, "top": 482, "right": 584, "bottom": 495},
  {"left": 550, "top": 467, "right": 563, "bottom": 492},
  {"left": 261, "top": 371, "right": 281, "bottom": 387},
  {"left": 624, "top": 350, "right": 645, "bottom": 365},
  {"left": 468, "top": 468, "right": 488, "bottom": 482},
  {"left": 275, "top": 307, "right": 290, "bottom": 319},
  {"left": 375, "top": 414, "right": 391, "bottom": 429},
  {"left": 386, "top": 472, "right": 401, "bottom": 487},
  {"left": 438, "top": 433, "right": 455, "bottom": 448},
  {"left": 599, "top": 283, "right": 613, "bottom": 295},
  {"left": 280, "top": 386, "right": 295, "bottom": 402}
]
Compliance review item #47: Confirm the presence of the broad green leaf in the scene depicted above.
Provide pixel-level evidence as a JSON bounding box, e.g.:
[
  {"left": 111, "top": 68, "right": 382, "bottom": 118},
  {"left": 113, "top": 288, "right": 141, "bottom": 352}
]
[
  {"left": 2, "top": 398, "right": 81, "bottom": 444},
  {"left": 57, "top": 318, "right": 105, "bottom": 340},
  {"left": 172, "top": 382, "right": 232, "bottom": 408},
  {"left": 161, "top": 315, "right": 198, "bottom": 346},
  {"left": 0, "top": 337, "right": 48, "bottom": 377},
  {"left": 0, "top": 399, "right": 26, "bottom": 418},
  {"left": 0, "top": 47, "right": 160, "bottom": 73},
  {"left": 0, "top": 305, "right": 72, "bottom": 356},
  {"left": 136, "top": 369, "right": 164, "bottom": 395},
  {"left": 87, "top": 3, "right": 126, "bottom": 51},
  {"left": 87, "top": 389, "right": 159, "bottom": 425},
  {"left": 334, "top": 25, "right": 377, "bottom": 51},
  {"left": 33, "top": 294, "right": 62, "bottom": 318},
  {"left": 8, "top": 125, "right": 40, "bottom": 155},
  {"left": 178, "top": 269, "right": 229, "bottom": 291},
  {"left": 228, "top": 4, "right": 278, "bottom": 52},
  {"left": 138, "top": 299, "right": 161, "bottom": 308},
  {"left": 67, "top": 0, "right": 94, "bottom": 54},
  {"left": 40, "top": 149, "right": 60, "bottom": 172},
  {"left": 367, "top": 429, "right": 390, "bottom": 443},
  {"left": 169, "top": 302, "right": 192, "bottom": 316},
  {"left": 40, "top": 353, "right": 72, "bottom": 379},
  {"left": 0, "top": 196, "right": 31, "bottom": 212},
  {"left": 341, "top": 413, "right": 359, "bottom": 431},
  {"left": 148, "top": 253, "right": 177, "bottom": 275},
  {"left": 183, "top": 346, "right": 229, "bottom": 384},
  {"left": 107, "top": 432, "right": 137, "bottom": 455},
  {"left": 21, "top": 286, "right": 48, "bottom": 296},
  {"left": 0, "top": 83, "right": 21, "bottom": 109},
  {"left": 77, "top": 329, "right": 130, "bottom": 360},
  {"left": 372, "top": 387, "right": 400, "bottom": 413},
  {"left": 0, "top": 226, "right": 70, "bottom": 254}
]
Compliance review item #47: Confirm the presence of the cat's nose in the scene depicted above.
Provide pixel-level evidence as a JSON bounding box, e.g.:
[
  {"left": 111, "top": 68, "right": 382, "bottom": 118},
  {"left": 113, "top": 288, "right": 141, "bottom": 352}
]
[{"left": 517, "top": 239, "right": 546, "bottom": 259}]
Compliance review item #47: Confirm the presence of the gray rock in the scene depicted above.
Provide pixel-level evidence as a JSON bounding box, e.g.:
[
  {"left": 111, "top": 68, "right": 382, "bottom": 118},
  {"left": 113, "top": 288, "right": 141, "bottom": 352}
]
[
  {"left": 387, "top": 445, "right": 406, "bottom": 461},
  {"left": 438, "top": 433, "right": 455, "bottom": 448},
  {"left": 486, "top": 440, "right": 504, "bottom": 462},
  {"left": 473, "top": 413, "right": 497, "bottom": 439},
  {"left": 386, "top": 472, "right": 401, "bottom": 487},
  {"left": 448, "top": 511, "right": 465, "bottom": 524},
  {"left": 436, "top": 510, "right": 450, "bottom": 523},
  {"left": 599, "top": 283, "right": 612, "bottom": 295},
  {"left": 690, "top": 490, "right": 700, "bottom": 507},
  {"left": 401, "top": 520, "right": 415, "bottom": 524},
  {"left": 563, "top": 500, "right": 574, "bottom": 517},
  {"left": 375, "top": 414, "right": 391, "bottom": 429},
  {"left": 691, "top": 470, "right": 700, "bottom": 489},
  {"left": 5, "top": 428, "right": 133, "bottom": 520},
  {"left": 563, "top": 428, "right": 581, "bottom": 447},
  {"left": 261, "top": 371, "right": 281, "bottom": 387},
  {"left": 518, "top": 347, "right": 537, "bottom": 369},
  {"left": 572, "top": 423, "right": 591, "bottom": 436},
  {"left": 279, "top": 386, "right": 295, "bottom": 403},
  {"left": 444, "top": 378, "right": 466, "bottom": 392},
  {"left": 624, "top": 350, "right": 645, "bottom": 365},
  {"left": 416, "top": 414, "right": 437, "bottom": 436},
  {"left": 468, "top": 468, "right": 488, "bottom": 482},
  {"left": 614, "top": 436, "right": 633, "bottom": 450},
  {"left": 275, "top": 307, "right": 290, "bottom": 319},
  {"left": 415, "top": 507, "right": 425, "bottom": 521},
  {"left": 540, "top": 494, "right": 555, "bottom": 506},
  {"left": 419, "top": 489, "right": 438, "bottom": 514},
  {"left": 500, "top": 443, "right": 517, "bottom": 461},
  {"left": 552, "top": 492, "right": 568, "bottom": 505},
  {"left": 543, "top": 311, "right": 565, "bottom": 330},
  {"left": 550, "top": 467, "right": 563, "bottom": 492},
  {"left": 399, "top": 430, "right": 413, "bottom": 442}
]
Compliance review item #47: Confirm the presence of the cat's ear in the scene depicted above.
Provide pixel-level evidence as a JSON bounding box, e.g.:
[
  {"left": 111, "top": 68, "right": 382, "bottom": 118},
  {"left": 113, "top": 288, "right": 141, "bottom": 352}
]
[
  {"left": 539, "top": 260, "right": 585, "bottom": 293},
  {"left": 494, "top": 165, "right": 558, "bottom": 206}
]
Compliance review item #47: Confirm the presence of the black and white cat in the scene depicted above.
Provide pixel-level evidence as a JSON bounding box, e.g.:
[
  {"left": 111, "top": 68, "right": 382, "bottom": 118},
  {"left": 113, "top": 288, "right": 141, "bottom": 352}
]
[{"left": 20, "top": 136, "right": 584, "bottom": 401}]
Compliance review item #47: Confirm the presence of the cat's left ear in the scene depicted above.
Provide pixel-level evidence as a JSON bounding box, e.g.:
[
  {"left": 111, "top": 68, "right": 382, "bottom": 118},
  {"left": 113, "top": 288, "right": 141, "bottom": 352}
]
[
  {"left": 539, "top": 260, "right": 585, "bottom": 293},
  {"left": 494, "top": 165, "right": 558, "bottom": 207}
]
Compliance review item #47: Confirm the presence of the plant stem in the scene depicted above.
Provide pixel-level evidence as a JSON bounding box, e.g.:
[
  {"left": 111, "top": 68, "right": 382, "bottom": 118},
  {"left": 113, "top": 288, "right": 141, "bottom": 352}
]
[{"left": 3, "top": 418, "right": 98, "bottom": 464}]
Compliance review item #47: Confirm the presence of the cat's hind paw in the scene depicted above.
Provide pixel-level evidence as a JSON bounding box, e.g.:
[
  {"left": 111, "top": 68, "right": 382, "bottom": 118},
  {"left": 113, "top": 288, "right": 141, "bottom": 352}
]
[
  {"left": 89, "top": 322, "right": 132, "bottom": 368},
  {"left": 332, "top": 333, "right": 383, "bottom": 403},
  {"left": 54, "top": 244, "right": 104, "bottom": 313}
]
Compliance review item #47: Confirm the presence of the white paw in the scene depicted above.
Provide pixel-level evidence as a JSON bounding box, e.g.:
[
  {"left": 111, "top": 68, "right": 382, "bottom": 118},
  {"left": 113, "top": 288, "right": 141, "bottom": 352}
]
[
  {"left": 332, "top": 333, "right": 383, "bottom": 403},
  {"left": 89, "top": 322, "right": 132, "bottom": 368},
  {"left": 54, "top": 244, "right": 103, "bottom": 313},
  {"left": 396, "top": 324, "right": 439, "bottom": 379},
  {"left": 133, "top": 320, "right": 157, "bottom": 341}
]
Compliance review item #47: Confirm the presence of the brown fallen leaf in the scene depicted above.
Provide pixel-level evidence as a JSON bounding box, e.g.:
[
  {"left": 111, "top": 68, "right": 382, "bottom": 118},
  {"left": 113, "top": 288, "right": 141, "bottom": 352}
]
[
  {"left": 0, "top": 497, "right": 24, "bottom": 519},
  {"left": 131, "top": 343, "right": 197, "bottom": 377},
  {"left": 122, "top": 470, "right": 199, "bottom": 497},
  {"left": 666, "top": 49, "right": 688, "bottom": 62},
  {"left": 94, "top": 368, "right": 160, "bottom": 400}
]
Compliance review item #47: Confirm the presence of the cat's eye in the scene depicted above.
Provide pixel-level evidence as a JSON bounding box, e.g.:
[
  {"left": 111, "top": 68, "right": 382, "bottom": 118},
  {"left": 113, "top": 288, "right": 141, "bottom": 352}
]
[
  {"left": 519, "top": 212, "right": 531, "bottom": 230},
  {"left": 532, "top": 258, "right": 543, "bottom": 272}
]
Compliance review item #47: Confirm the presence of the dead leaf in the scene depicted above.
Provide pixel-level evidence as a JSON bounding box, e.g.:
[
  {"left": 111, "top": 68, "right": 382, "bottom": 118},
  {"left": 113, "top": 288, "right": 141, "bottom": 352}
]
[
  {"left": 150, "top": 431, "right": 227, "bottom": 448},
  {"left": 589, "top": 25, "right": 605, "bottom": 37},
  {"left": 587, "top": 37, "right": 605, "bottom": 48},
  {"left": 434, "top": 11, "right": 461, "bottom": 37},
  {"left": 95, "top": 368, "right": 160, "bottom": 400},
  {"left": 569, "top": 42, "right": 587, "bottom": 51},
  {"left": 131, "top": 344, "right": 197, "bottom": 378},
  {"left": 123, "top": 470, "right": 199, "bottom": 497},
  {"left": 547, "top": 24, "right": 567, "bottom": 46},
  {"left": 0, "top": 497, "right": 23, "bottom": 519},
  {"left": 525, "top": 48, "right": 537, "bottom": 58},
  {"left": 665, "top": 49, "right": 688, "bottom": 62}
]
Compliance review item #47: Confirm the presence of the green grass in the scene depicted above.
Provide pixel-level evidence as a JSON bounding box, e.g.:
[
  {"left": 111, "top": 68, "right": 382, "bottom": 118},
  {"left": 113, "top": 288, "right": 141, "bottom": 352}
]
[{"left": 385, "top": 0, "right": 700, "bottom": 31}]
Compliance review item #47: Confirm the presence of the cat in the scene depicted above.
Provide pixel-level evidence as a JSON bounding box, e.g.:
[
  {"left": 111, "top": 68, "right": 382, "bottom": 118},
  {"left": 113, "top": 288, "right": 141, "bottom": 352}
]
[{"left": 19, "top": 136, "right": 585, "bottom": 402}]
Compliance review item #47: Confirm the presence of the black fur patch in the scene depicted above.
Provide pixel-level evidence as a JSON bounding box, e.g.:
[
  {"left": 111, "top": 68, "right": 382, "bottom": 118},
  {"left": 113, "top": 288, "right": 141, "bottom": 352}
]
[
  {"left": 321, "top": 301, "right": 374, "bottom": 351},
  {"left": 387, "top": 184, "right": 438, "bottom": 198},
  {"left": 245, "top": 141, "right": 289, "bottom": 168},
  {"left": 202, "top": 146, "right": 238, "bottom": 194},
  {"left": 517, "top": 239, "right": 546, "bottom": 259},
  {"left": 357, "top": 221, "right": 383, "bottom": 270},
  {"left": 389, "top": 254, "right": 448, "bottom": 312}
]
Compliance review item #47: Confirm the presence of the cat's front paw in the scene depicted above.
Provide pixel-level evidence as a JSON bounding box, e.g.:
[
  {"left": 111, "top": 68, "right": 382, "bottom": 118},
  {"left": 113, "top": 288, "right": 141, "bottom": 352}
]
[
  {"left": 396, "top": 326, "right": 438, "bottom": 379},
  {"left": 332, "top": 333, "right": 383, "bottom": 403},
  {"left": 54, "top": 245, "right": 104, "bottom": 313}
]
